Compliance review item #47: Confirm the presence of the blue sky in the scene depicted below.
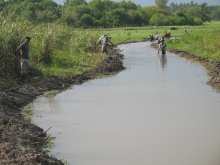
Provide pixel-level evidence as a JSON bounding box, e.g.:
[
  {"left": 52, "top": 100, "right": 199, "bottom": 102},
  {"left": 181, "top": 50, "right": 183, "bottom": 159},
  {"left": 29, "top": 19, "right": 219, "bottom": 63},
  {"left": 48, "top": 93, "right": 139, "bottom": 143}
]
[{"left": 54, "top": 0, "right": 220, "bottom": 6}]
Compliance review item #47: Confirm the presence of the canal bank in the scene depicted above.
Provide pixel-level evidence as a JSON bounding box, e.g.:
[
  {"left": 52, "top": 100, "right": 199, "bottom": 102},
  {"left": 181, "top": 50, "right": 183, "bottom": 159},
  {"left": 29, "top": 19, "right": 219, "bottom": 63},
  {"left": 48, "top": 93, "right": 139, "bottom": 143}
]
[{"left": 0, "top": 49, "right": 125, "bottom": 164}]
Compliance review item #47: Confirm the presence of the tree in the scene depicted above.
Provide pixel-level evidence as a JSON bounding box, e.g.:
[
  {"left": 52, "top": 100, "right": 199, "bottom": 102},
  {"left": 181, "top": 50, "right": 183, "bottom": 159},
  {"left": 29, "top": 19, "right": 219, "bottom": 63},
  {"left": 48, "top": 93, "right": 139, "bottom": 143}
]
[
  {"left": 137, "top": 8, "right": 150, "bottom": 25},
  {"left": 155, "top": 0, "right": 169, "bottom": 9},
  {"left": 127, "top": 9, "right": 142, "bottom": 26},
  {"left": 185, "top": 6, "right": 202, "bottom": 20},
  {"left": 142, "top": 6, "right": 158, "bottom": 19},
  {"left": 149, "top": 13, "right": 167, "bottom": 26},
  {"left": 75, "top": 5, "right": 91, "bottom": 17},
  {"left": 210, "top": 6, "right": 220, "bottom": 21},
  {"left": 61, "top": 9, "right": 78, "bottom": 26},
  {"left": 63, "top": 0, "right": 87, "bottom": 6},
  {"left": 118, "top": 0, "right": 137, "bottom": 11},
  {"left": 200, "top": 2, "right": 211, "bottom": 22},
  {"left": 79, "top": 14, "right": 94, "bottom": 27},
  {"left": 106, "top": 8, "right": 129, "bottom": 26}
]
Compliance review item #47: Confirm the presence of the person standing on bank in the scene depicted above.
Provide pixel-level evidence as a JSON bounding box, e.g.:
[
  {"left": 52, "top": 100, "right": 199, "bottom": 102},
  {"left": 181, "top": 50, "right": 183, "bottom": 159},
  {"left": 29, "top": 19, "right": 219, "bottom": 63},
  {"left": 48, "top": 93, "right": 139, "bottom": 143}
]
[
  {"left": 157, "top": 38, "right": 167, "bottom": 54},
  {"left": 101, "top": 36, "right": 114, "bottom": 53},
  {"left": 16, "top": 36, "right": 31, "bottom": 81}
]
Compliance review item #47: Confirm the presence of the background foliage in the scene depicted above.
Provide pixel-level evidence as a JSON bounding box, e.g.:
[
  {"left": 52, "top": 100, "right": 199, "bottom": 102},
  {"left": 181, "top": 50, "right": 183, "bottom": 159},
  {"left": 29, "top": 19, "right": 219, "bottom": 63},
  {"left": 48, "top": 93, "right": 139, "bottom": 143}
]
[{"left": 0, "top": 0, "right": 219, "bottom": 27}]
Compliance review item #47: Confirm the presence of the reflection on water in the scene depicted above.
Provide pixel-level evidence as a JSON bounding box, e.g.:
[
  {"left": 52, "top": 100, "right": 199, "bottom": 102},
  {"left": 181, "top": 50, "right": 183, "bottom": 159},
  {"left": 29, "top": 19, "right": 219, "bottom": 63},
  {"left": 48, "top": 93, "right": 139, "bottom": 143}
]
[
  {"left": 32, "top": 42, "right": 220, "bottom": 165},
  {"left": 158, "top": 54, "right": 167, "bottom": 69}
]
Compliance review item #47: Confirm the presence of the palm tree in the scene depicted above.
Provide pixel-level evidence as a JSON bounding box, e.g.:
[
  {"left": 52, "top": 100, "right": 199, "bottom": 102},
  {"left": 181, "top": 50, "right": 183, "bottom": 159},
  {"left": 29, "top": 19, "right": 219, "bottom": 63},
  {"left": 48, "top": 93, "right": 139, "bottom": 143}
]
[{"left": 200, "top": 2, "right": 211, "bottom": 22}]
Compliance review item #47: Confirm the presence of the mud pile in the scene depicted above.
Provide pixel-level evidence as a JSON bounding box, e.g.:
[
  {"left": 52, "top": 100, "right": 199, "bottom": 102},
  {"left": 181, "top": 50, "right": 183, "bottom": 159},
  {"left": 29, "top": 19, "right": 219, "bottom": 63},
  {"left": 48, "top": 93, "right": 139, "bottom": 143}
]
[{"left": 0, "top": 49, "right": 125, "bottom": 165}]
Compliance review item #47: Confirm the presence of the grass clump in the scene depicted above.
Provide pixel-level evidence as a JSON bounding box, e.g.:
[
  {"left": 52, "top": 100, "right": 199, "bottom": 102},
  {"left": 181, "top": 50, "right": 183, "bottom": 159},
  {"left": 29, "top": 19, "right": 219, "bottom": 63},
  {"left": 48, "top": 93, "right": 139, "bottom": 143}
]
[
  {"left": 43, "top": 90, "right": 60, "bottom": 97},
  {"left": 21, "top": 105, "right": 34, "bottom": 122}
]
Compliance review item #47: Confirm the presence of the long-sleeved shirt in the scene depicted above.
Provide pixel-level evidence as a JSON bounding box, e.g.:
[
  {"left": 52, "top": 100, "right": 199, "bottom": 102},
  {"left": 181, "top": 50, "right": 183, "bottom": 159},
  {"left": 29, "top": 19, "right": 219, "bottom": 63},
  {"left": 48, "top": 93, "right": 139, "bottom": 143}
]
[{"left": 158, "top": 41, "right": 167, "bottom": 50}]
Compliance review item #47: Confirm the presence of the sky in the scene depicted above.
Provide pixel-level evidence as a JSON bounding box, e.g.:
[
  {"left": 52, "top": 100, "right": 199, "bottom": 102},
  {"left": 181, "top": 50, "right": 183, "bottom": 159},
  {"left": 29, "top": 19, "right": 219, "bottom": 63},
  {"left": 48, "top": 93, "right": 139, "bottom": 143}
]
[{"left": 54, "top": 0, "right": 220, "bottom": 6}]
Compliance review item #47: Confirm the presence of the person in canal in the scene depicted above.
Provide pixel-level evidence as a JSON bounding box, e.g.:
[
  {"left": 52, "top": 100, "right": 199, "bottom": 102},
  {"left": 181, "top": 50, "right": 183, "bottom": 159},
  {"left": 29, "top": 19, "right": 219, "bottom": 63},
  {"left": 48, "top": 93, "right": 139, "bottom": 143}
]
[
  {"left": 148, "top": 34, "right": 154, "bottom": 41},
  {"left": 157, "top": 38, "right": 167, "bottom": 55}
]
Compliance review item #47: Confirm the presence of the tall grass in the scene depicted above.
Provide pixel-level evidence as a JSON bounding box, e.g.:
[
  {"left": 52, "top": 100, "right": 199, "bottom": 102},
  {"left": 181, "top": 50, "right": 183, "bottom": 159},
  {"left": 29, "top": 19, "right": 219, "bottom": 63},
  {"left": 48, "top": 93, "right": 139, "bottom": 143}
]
[
  {"left": 0, "top": 15, "right": 29, "bottom": 77},
  {"left": 0, "top": 14, "right": 106, "bottom": 79},
  {"left": 1, "top": 13, "right": 219, "bottom": 81},
  {"left": 167, "top": 30, "right": 220, "bottom": 62}
]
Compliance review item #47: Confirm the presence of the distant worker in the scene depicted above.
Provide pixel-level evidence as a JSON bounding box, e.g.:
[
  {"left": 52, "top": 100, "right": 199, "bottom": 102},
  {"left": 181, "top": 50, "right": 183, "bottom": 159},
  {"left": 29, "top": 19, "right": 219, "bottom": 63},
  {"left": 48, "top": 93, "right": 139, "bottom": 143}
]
[
  {"left": 164, "top": 32, "right": 171, "bottom": 38},
  {"left": 155, "top": 32, "right": 162, "bottom": 41},
  {"left": 101, "top": 36, "right": 114, "bottom": 53},
  {"left": 149, "top": 34, "right": 154, "bottom": 41},
  {"left": 184, "top": 29, "right": 188, "bottom": 33},
  {"left": 16, "top": 36, "right": 31, "bottom": 82},
  {"left": 97, "top": 34, "right": 107, "bottom": 46},
  {"left": 168, "top": 32, "right": 171, "bottom": 37},
  {"left": 157, "top": 38, "right": 167, "bottom": 54}
]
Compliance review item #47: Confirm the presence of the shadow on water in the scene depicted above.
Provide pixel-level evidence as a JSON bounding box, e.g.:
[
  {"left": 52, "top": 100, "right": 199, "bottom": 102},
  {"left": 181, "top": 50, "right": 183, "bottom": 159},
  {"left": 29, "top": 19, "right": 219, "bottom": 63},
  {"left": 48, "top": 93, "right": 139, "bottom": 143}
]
[
  {"left": 32, "top": 42, "right": 220, "bottom": 165},
  {"left": 158, "top": 54, "right": 167, "bottom": 70}
]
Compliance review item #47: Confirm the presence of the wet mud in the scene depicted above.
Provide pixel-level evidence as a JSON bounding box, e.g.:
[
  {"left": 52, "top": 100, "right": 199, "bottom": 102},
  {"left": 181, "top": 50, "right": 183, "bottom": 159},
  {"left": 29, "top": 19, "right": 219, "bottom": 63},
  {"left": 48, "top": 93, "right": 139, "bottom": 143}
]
[
  {"left": 0, "top": 49, "right": 125, "bottom": 165},
  {"left": 151, "top": 42, "right": 220, "bottom": 91}
]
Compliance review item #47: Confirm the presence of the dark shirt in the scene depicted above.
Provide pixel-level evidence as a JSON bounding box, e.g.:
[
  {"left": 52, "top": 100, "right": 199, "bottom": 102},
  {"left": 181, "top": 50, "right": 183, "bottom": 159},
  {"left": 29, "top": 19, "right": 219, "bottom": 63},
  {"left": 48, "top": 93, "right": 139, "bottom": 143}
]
[{"left": 17, "top": 43, "right": 30, "bottom": 59}]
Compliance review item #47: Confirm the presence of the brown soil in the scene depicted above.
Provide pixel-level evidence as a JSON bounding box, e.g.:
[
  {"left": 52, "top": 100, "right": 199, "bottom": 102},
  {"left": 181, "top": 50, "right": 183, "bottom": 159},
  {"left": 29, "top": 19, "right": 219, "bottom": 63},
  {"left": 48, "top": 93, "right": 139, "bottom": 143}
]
[
  {"left": 0, "top": 49, "right": 125, "bottom": 165},
  {"left": 151, "top": 42, "right": 220, "bottom": 91}
]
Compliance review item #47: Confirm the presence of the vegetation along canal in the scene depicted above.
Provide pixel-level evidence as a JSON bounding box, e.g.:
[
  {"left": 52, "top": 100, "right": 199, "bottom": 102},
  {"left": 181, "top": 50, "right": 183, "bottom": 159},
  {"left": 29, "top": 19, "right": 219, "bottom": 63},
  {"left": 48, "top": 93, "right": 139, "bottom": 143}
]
[{"left": 31, "top": 42, "right": 220, "bottom": 165}]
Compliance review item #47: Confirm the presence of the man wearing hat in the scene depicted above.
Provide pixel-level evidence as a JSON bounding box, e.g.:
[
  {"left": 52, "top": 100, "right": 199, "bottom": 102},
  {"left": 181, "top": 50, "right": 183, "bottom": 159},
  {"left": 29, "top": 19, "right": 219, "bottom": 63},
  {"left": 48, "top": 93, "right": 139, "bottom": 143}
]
[{"left": 97, "top": 34, "right": 107, "bottom": 46}]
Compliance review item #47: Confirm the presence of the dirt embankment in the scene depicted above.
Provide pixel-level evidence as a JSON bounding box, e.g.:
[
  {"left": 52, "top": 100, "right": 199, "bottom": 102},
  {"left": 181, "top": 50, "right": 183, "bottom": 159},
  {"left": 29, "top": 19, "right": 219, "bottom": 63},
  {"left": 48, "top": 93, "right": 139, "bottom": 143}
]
[
  {"left": 0, "top": 49, "right": 125, "bottom": 165},
  {"left": 151, "top": 42, "right": 220, "bottom": 91}
]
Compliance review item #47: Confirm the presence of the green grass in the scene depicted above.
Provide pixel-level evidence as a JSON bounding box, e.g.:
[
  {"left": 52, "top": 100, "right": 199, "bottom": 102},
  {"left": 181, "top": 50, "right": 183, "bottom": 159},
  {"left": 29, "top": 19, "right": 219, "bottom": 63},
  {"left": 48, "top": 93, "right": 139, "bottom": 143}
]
[
  {"left": 43, "top": 90, "right": 60, "bottom": 97},
  {"left": 1, "top": 15, "right": 220, "bottom": 88},
  {"left": 21, "top": 105, "right": 34, "bottom": 122},
  {"left": 36, "top": 50, "right": 106, "bottom": 77},
  {"left": 166, "top": 29, "right": 220, "bottom": 61},
  {"left": 95, "top": 21, "right": 220, "bottom": 43}
]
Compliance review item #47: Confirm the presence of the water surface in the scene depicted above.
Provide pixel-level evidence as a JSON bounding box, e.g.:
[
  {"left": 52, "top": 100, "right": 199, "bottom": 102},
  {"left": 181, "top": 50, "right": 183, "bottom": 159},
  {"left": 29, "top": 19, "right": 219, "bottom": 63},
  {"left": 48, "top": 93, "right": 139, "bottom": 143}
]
[{"left": 32, "top": 42, "right": 220, "bottom": 165}]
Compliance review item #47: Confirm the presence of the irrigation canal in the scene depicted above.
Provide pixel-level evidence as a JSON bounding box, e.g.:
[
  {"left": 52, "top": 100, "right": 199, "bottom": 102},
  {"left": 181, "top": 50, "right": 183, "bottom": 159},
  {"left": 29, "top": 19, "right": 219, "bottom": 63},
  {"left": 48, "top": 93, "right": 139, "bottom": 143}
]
[{"left": 32, "top": 42, "right": 220, "bottom": 165}]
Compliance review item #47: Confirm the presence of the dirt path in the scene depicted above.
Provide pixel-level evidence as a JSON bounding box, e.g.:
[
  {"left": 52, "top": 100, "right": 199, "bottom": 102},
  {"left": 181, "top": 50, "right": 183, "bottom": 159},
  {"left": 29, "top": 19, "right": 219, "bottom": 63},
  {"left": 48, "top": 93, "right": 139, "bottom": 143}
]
[{"left": 0, "top": 49, "right": 125, "bottom": 165}]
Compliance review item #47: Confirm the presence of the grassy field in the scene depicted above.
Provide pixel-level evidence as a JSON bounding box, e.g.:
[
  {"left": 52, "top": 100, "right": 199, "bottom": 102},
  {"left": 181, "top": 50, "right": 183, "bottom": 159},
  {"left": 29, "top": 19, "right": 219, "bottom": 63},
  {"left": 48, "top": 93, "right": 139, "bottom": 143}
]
[
  {"left": 95, "top": 21, "right": 220, "bottom": 61},
  {"left": 95, "top": 21, "right": 220, "bottom": 43},
  {"left": 0, "top": 18, "right": 220, "bottom": 89}
]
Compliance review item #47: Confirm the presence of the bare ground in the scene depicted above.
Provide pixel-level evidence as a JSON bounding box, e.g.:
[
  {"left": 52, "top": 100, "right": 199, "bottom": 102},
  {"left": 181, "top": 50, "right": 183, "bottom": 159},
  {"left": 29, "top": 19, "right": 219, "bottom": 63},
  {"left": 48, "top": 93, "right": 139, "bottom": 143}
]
[{"left": 0, "top": 49, "right": 125, "bottom": 165}]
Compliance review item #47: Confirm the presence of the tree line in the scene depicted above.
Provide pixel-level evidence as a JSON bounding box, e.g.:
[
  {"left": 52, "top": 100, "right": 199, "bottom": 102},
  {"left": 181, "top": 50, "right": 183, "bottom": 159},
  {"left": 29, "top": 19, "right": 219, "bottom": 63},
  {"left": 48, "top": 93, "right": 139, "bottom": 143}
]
[{"left": 0, "top": 0, "right": 220, "bottom": 27}]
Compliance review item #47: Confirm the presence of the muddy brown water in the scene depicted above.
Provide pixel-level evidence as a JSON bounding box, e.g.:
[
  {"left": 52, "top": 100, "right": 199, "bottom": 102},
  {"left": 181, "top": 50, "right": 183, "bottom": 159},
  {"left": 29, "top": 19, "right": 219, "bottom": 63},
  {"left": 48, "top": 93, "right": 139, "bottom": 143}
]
[{"left": 32, "top": 42, "right": 220, "bottom": 165}]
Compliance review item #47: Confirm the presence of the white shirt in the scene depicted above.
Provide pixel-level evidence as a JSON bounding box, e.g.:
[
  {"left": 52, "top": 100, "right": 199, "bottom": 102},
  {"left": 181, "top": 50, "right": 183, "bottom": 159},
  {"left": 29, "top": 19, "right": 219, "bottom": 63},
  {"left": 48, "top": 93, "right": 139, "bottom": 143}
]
[{"left": 155, "top": 33, "right": 162, "bottom": 40}]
